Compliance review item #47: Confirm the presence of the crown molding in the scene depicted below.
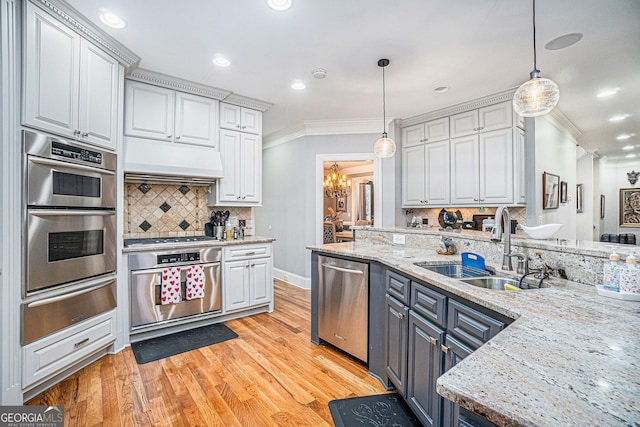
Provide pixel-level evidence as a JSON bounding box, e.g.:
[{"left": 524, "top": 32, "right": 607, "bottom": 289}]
[
  {"left": 400, "top": 88, "right": 518, "bottom": 127},
  {"left": 31, "top": 0, "right": 140, "bottom": 71},
  {"left": 263, "top": 118, "right": 384, "bottom": 150},
  {"left": 222, "top": 94, "right": 273, "bottom": 112},
  {"left": 547, "top": 107, "right": 582, "bottom": 140},
  {"left": 127, "top": 68, "right": 232, "bottom": 100}
]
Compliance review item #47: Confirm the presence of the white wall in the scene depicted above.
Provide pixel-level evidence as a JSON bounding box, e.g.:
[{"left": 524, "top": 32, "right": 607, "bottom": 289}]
[
  {"left": 576, "top": 147, "right": 596, "bottom": 240},
  {"left": 600, "top": 160, "right": 640, "bottom": 237},
  {"left": 534, "top": 115, "right": 578, "bottom": 239},
  {"left": 256, "top": 132, "right": 396, "bottom": 283}
]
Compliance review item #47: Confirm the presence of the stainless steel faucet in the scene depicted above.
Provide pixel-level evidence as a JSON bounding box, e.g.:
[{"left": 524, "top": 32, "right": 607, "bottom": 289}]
[{"left": 490, "top": 206, "right": 527, "bottom": 273}]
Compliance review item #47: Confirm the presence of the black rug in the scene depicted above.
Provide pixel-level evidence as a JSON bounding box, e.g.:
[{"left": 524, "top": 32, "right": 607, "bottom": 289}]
[
  {"left": 131, "top": 323, "right": 238, "bottom": 364},
  {"left": 329, "top": 393, "right": 422, "bottom": 427}
]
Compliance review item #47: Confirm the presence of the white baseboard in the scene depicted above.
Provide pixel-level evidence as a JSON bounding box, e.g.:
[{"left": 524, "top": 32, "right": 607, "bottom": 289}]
[{"left": 273, "top": 268, "right": 310, "bottom": 290}]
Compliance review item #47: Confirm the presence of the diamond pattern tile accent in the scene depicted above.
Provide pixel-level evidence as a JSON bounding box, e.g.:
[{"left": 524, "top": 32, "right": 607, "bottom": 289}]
[
  {"left": 139, "top": 220, "right": 152, "bottom": 232},
  {"left": 179, "top": 220, "right": 190, "bottom": 230},
  {"left": 179, "top": 185, "right": 190, "bottom": 195},
  {"left": 138, "top": 183, "right": 151, "bottom": 194},
  {"left": 160, "top": 201, "right": 172, "bottom": 212}
]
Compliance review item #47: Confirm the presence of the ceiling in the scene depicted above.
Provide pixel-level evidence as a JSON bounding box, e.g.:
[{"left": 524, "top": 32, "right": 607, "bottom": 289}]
[{"left": 67, "top": 0, "right": 640, "bottom": 161}]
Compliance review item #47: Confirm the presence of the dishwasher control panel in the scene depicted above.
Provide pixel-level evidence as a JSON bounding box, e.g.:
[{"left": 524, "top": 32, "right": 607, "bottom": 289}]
[{"left": 156, "top": 252, "right": 200, "bottom": 264}]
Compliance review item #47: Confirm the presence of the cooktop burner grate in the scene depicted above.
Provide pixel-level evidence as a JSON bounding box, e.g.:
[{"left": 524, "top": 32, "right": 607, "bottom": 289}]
[{"left": 124, "top": 236, "right": 218, "bottom": 247}]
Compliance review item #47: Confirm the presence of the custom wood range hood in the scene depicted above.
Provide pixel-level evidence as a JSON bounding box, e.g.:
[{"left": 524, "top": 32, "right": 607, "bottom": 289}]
[{"left": 124, "top": 138, "right": 224, "bottom": 185}]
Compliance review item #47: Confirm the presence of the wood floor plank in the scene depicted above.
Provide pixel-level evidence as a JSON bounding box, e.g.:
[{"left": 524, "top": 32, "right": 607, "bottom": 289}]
[{"left": 27, "top": 280, "right": 386, "bottom": 426}]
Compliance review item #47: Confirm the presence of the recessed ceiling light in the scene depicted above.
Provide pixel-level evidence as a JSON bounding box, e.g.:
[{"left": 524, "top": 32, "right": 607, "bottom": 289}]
[
  {"left": 609, "top": 114, "right": 630, "bottom": 122},
  {"left": 98, "top": 9, "right": 126, "bottom": 29},
  {"left": 267, "top": 0, "right": 293, "bottom": 11},
  {"left": 622, "top": 145, "right": 634, "bottom": 151},
  {"left": 434, "top": 86, "right": 449, "bottom": 93},
  {"left": 545, "top": 33, "right": 583, "bottom": 50},
  {"left": 291, "top": 80, "right": 305, "bottom": 90},
  {"left": 212, "top": 56, "right": 231, "bottom": 67},
  {"left": 617, "top": 134, "right": 634, "bottom": 140},
  {"left": 625, "top": 153, "right": 636, "bottom": 158},
  {"left": 597, "top": 88, "right": 620, "bottom": 98}
]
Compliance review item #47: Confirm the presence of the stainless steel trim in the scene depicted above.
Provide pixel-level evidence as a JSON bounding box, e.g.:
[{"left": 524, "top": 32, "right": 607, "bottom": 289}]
[
  {"left": 130, "top": 262, "right": 220, "bottom": 276},
  {"left": 318, "top": 255, "right": 369, "bottom": 363},
  {"left": 321, "top": 263, "right": 365, "bottom": 275},
  {"left": 124, "top": 173, "right": 215, "bottom": 186},
  {"left": 28, "top": 156, "right": 116, "bottom": 175},
  {"left": 22, "top": 277, "right": 117, "bottom": 344},
  {"left": 29, "top": 209, "right": 115, "bottom": 216}
]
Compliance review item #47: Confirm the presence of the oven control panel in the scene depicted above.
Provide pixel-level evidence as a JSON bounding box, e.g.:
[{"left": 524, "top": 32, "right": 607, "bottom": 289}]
[{"left": 157, "top": 252, "right": 201, "bottom": 264}]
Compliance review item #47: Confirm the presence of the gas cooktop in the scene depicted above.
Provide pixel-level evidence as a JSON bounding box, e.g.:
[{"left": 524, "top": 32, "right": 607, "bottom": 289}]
[{"left": 124, "top": 236, "right": 218, "bottom": 247}]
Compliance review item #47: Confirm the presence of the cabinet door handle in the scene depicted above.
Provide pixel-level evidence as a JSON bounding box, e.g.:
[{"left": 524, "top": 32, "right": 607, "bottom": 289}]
[
  {"left": 236, "top": 124, "right": 241, "bottom": 128},
  {"left": 441, "top": 345, "right": 449, "bottom": 354},
  {"left": 429, "top": 337, "right": 438, "bottom": 345},
  {"left": 473, "top": 198, "right": 478, "bottom": 201},
  {"left": 398, "top": 313, "right": 405, "bottom": 320},
  {"left": 73, "top": 129, "right": 80, "bottom": 135},
  {"left": 74, "top": 338, "right": 90, "bottom": 348},
  {"left": 242, "top": 196, "right": 246, "bottom": 200},
  {"left": 81, "top": 132, "right": 88, "bottom": 137},
  {"left": 250, "top": 264, "right": 255, "bottom": 267},
  {"left": 237, "top": 196, "right": 241, "bottom": 199},
  {"left": 166, "top": 135, "right": 172, "bottom": 138},
  {"left": 176, "top": 135, "right": 181, "bottom": 139},
  {"left": 241, "top": 126, "right": 246, "bottom": 129}
]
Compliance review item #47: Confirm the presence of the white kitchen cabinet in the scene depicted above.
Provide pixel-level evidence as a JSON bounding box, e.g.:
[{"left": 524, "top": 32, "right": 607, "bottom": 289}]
[
  {"left": 216, "top": 129, "right": 261, "bottom": 205},
  {"left": 450, "top": 128, "right": 513, "bottom": 205},
  {"left": 23, "top": 2, "right": 120, "bottom": 150},
  {"left": 450, "top": 101, "right": 513, "bottom": 138},
  {"left": 223, "top": 245, "right": 273, "bottom": 312},
  {"left": 402, "top": 117, "right": 449, "bottom": 148},
  {"left": 219, "top": 103, "right": 262, "bottom": 135},
  {"left": 402, "top": 140, "right": 450, "bottom": 207},
  {"left": 124, "top": 80, "right": 218, "bottom": 148},
  {"left": 514, "top": 127, "right": 526, "bottom": 204}
]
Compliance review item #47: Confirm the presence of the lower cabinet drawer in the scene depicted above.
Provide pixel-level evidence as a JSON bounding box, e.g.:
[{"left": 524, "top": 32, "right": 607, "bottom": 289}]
[
  {"left": 23, "top": 310, "right": 116, "bottom": 388},
  {"left": 223, "top": 244, "right": 271, "bottom": 260}
]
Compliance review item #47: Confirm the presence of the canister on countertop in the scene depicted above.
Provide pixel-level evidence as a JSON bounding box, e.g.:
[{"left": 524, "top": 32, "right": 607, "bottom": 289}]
[
  {"left": 620, "top": 251, "right": 640, "bottom": 293},
  {"left": 602, "top": 250, "right": 621, "bottom": 291}
]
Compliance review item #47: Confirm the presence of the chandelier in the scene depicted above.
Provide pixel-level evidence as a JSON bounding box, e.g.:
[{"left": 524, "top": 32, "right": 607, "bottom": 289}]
[{"left": 324, "top": 163, "right": 351, "bottom": 198}]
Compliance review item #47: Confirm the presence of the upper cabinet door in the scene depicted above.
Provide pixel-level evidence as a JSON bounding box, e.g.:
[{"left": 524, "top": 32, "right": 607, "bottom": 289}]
[
  {"left": 124, "top": 81, "right": 175, "bottom": 141},
  {"left": 174, "top": 92, "right": 218, "bottom": 148},
  {"left": 478, "top": 101, "right": 513, "bottom": 133},
  {"left": 402, "top": 144, "right": 427, "bottom": 206},
  {"left": 449, "top": 110, "right": 478, "bottom": 138},
  {"left": 217, "top": 130, "right": 242, "bottom": 202},
  {"left": 478, "top": 128, "right": 513, "bottom": 204},
  {"left": 424, "top": 117, "right": 449, "bottom": 143},
  {"left": 450, "top": 135, "right": 480, "bottom": 204},
  {"left": 241, "top": 108, "right": 262, "bottom": 134},
  {"left": 23, "top": 2, "right": 79, "bottom": 138},
  {"left": 219, "top": 103, "right": 242, "bottom": 131},
  {"left": 402, "top": 123, "right": 425, "bottom": 148},
  {"left": 78, "top": 39, "right": 119, "bottom": 148},
  {"left": 240, "top": 134, "right": 261, "bottom": 203}
]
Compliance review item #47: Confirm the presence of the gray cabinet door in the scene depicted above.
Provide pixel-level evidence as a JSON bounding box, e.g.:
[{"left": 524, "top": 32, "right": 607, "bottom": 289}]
[
  {"left": 442, "top": 335, "right": 474, "bottom": 427},
  {"left": 407, "top": 311, "right": 445, "bottom": 427},
  {"left": 385, "top": 294, "right": 408, "bottom": 395}
]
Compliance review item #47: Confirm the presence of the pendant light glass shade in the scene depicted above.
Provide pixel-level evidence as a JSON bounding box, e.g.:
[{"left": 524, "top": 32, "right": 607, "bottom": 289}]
[
  {"left": 374, "top": 59, "right": 396, "bottom": 158},
  {"left": 513, "top": 70, "right": 560, "bottom": 117},
  {"left": 512, "top": 0, "right": 559, "bottom": 117}
]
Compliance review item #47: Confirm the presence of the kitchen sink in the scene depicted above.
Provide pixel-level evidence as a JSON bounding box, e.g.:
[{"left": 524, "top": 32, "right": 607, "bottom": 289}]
[
  {"left": 413, "top": 262, "right": 494, "bottom": 279},
  {"left": 459, "top": 276, "right": 542, "bottom": 291}
]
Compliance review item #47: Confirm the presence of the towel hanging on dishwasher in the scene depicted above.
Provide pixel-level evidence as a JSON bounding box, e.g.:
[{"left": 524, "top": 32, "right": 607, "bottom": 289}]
[{"left": 161, "top": 267, "right": 181, "bottom": 305}]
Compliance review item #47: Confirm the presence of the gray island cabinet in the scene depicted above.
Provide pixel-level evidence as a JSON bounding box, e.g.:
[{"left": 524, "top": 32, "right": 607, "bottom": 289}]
[{"left": 311, "top": 250, "right": 510, "bottom": 427}]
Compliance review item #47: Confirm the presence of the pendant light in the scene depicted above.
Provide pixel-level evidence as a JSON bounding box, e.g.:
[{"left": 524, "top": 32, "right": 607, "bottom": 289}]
[
  {"left": 512, "top": 0, "right": 560, "bottom": 117},
  {"left": 373, "top": 59, "right": 396, "bottom": 158}
]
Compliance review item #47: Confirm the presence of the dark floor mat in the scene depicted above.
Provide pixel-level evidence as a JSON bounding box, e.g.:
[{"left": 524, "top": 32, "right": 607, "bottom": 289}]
[
  {"left": 329, "top": 393, "right": 422, "bottom": 427},
  {"left": 131, "top": 323, "right": 238, "bottom": 364}
]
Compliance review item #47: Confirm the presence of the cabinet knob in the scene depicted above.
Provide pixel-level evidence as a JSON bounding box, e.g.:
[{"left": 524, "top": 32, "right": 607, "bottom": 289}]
[
  {"left": 242, "top": 196, "right": 246, "bottom": 200},
  {"left": 166, "top": 135, "right": 172, "bottom": 138},
  {"left": 241, "top": 126, "right": 246, "bottom": 129},
  {"left": 441, "top": 345, "right": 449, "bottom": 354},
  {"left": 176, "top": 135, "right": 181, "bottom": 139},
  {"left": 429, "top": 337, "right": 438, "bottom": 346},
  {"left": 236, "top": 124, "right": 241, "bottom": 129},
  {"left": 473, "top": 198, "right": 478, "bottom": 201},
  {"left": 250, "top": 264, "right": 255, "bottom": 267},
  {"left": 73, "top": 130, "right": 80, "bottom": 135},
  {"left": 237, "top": 196, "right": 241, "bottom": 199}
]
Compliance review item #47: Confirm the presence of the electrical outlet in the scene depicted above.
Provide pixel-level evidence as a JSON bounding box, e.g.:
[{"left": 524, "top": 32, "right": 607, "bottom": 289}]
[
  {"left": 392, "top": 234, "right": 405, "bottom": 245},
  {"left": 283, "top": 274, "right": 289, "bottom": 281}
]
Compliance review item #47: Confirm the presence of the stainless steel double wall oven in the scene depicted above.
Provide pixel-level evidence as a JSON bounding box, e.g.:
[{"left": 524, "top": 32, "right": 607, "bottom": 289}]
[{"left": 22, "top": 130, "right": 117, "bottom": 344}]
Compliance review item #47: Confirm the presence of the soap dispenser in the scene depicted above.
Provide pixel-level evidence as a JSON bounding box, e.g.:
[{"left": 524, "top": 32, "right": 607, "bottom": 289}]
[
  {"left": 620, "top": 251, "right": 640, "bottom": 294},
  {"left": 602, "top": 250, "right": 621, "bottom": 291}
]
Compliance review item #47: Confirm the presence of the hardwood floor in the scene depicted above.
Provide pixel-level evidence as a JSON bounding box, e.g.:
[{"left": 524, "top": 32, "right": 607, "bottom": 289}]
[{"left": 27, "top": 280, "right": 387, "bottom": 426}]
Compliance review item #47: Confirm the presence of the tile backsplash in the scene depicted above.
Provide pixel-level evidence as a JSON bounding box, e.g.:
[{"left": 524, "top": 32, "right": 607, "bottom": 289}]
[{"left": 124, "top": 183, "right": 253, "bottom": 239}]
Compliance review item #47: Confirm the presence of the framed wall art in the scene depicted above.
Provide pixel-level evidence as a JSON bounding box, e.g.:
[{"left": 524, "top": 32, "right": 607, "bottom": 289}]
[
  {"left": 600, "top": 194, "right": 605, "bottom": 219},
  {"left": 576, "top": 184, "right": 584, "bottom": 213},
  {"left": 336, "top": 196, "right": 346, "bottom": 212},
  {"left": 542, "top": 172, "right": 559, "bottom": 209},
  {"left": 620, "top": 187, "right": 640, "bottom": 226},
  {"left": 560, "top": 181, "right": 568, "bottom": 203}
]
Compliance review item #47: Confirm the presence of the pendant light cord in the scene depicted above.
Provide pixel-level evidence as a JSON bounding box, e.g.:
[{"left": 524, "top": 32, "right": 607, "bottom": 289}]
[
  {"left": 382, "top": 64, "right": 387, "bottom": 134},
  {"left": 532, "top": 0, "right": 537, "bottom": 71}
]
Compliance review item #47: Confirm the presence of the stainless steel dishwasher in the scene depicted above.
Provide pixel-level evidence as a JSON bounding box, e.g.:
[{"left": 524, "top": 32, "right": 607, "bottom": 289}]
[{"left": 318, "top": 255, "right": 369, "bottom": 363}]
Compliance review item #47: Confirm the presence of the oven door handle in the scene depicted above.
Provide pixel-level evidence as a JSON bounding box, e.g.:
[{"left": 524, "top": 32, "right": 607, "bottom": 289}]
[
  {"left": 26, "top": 279, "right": 115, "bottom": 308},
  {"left": 131, "top": 262, "right": 220, "bottom": 276},
  {"left": 28, "top": 209, "right": 115, "bottom": 216},
  {"left": 29, "top": 156, "right": 116, "bottom": 175}
]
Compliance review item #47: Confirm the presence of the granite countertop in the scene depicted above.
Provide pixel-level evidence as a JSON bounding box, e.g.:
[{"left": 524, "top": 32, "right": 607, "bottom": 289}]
[
  {"left": 122, "top": 236, "right": 275, "bottom": 253},
  {"left": 307, "top": 241, "right": 640, "bottom": 427}
]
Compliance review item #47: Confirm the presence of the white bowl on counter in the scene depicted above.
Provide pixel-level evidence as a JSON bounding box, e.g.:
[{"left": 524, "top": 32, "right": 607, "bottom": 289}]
[{"left": 519, "top": 224, "right": 563, "bottom": 239}]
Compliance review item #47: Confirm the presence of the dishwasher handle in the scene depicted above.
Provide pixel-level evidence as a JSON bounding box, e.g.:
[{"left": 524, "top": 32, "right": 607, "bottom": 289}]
[{"left": 321, "top": 263, "right": 365, "bottom": 275}]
